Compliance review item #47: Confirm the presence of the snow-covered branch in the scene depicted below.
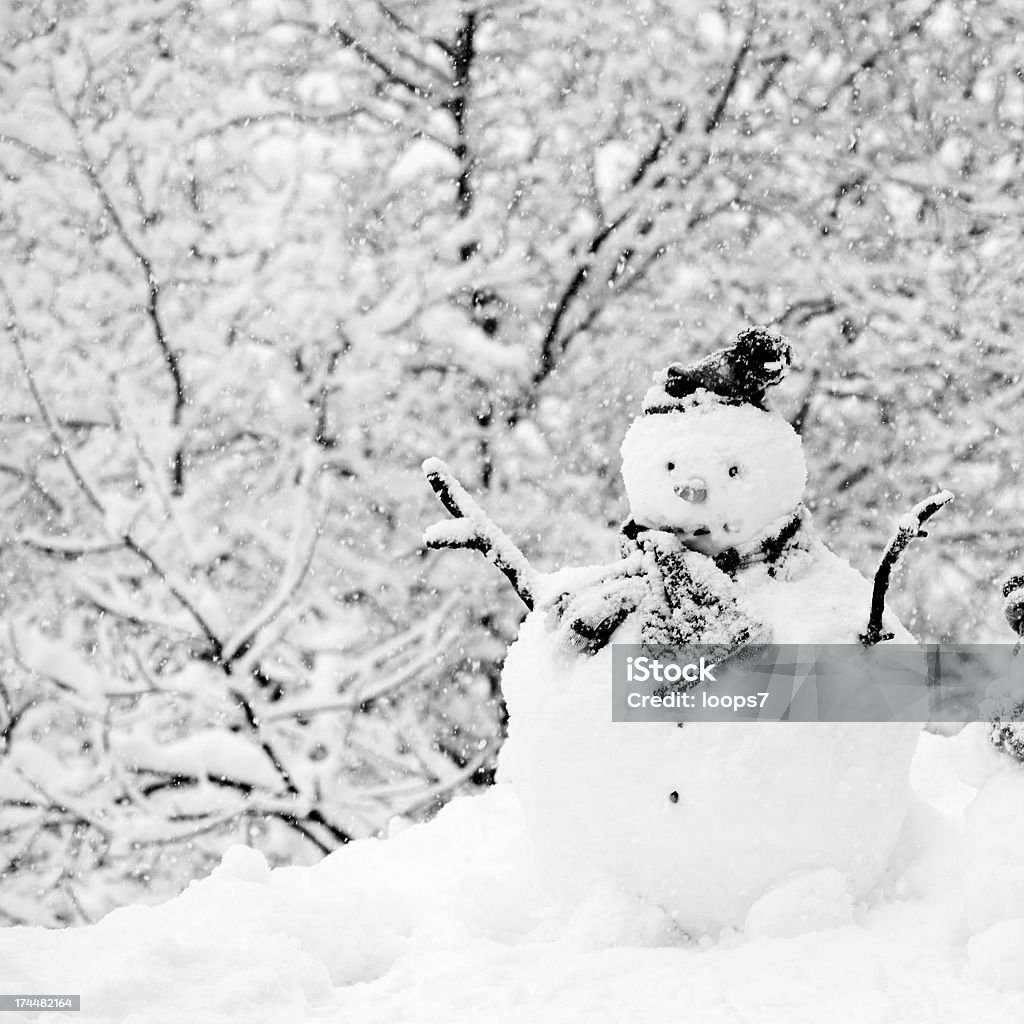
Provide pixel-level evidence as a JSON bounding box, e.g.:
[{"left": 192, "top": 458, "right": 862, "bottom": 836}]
[
  {"left": 422, "top": 457, "right": 539, "bottom": 610},
  {"left": 221, "top": 501, "right": 327, "bottom": 667},
  {"left": 15, "top": 531, "right": 124, "bottom": 559},
  {"left": 509, "top": 17, "right": 756, "bottom": 423},
  {"left": 5, "top": 300, "right": 223, "bottom": 651},
  {"left": 51, "top": 100, "right": 189, "bottom": 492}
]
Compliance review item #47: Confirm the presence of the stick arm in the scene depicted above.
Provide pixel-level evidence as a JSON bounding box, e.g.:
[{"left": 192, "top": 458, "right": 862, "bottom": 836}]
[
  {"left": 422, "top": 458, "right": 539, "bottom": 610},
  {"left": 860, "top": 489, "right": 954, "bottom": 645}
]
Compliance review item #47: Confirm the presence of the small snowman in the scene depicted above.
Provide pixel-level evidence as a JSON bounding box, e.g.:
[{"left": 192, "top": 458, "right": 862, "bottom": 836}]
[
  {"left": 423, "top": 327, "right": 946, "bottom": 936},
  {"left": 956, "top": 577, "right": 1024, "bottom": 991}
]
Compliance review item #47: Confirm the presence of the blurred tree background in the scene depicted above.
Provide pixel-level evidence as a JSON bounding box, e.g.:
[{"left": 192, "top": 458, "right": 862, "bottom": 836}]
[{"left": 0, "top": 0, "right": 1021, "bottom": 923}]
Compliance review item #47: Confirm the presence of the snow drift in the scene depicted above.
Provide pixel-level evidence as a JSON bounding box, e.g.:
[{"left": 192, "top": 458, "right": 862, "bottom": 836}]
[{"left": 1, "top": 733, "right": 1023, "bottom": 1024}]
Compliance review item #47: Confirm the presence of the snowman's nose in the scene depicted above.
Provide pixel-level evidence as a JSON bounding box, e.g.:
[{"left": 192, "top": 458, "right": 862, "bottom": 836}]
[{"left": 674, "top": 479, "right": 707, "bottom": 503}]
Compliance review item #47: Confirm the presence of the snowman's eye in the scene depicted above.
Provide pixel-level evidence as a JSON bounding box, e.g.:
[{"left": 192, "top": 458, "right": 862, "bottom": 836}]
[
  {"left": 666, "top": 461, "right": 675, "bottom": 471},
  {"left": 728, "top": 465, "right": 741, "bottom": 477}
]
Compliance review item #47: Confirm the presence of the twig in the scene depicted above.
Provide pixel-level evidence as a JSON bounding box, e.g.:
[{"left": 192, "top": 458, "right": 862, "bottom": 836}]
[
  {"left": 815, "top": 0, "right": 941, "bottom": 113},
  {"left": 375, "top": 0, "right": 418, "bottom": 38},
  {"left": 278, "top": 17, "right": 434, "bottom": 98},
  {"left": 221, "top": 499, "right": 327, "bottom": 666},
  {"left": 16, "top": 532, "right": 124, "bottom": 559},
  {"left": 7, "top": 323, "right": 106, "bottom": 514},
  {"left": 510, "top": 18, "right": 756, "bottom": 423},
  {"left": 46, "top": 92, "right": 189, "bottom": 492},
  {"left": 188, "top": 107, "right": 365, "bottom": 141},
  {"left": 4, "top": 309, "right": 223, "bottom": 651},
  {"left": 860, "top": 489, "right": 954, "bottom": 645},
  {"left": 704, "top": 11, "right": 757, "bottom": 133},
  {"left": 422, "top": 457, "right": 538, "bottom": 610},
  {"left": 0, "top": 461, "right": 63, "bottom": 515}
]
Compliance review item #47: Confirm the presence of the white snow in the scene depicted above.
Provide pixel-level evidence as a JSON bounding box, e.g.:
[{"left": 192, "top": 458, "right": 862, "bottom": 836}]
[
  {"left": 963, "top": 767, "right": 1024, "bottom": 931},
  {"left": 2, "top": 734, "right": 1023, "bottom": 1022},
  {"left": 953, "top": 721, "right": 1013, "bottom": 789},
  {"left": 422, "top": 517, "right": 480, "bottom": 548},
  {"left": 695, "top": 9, "right": 731, "bottom": 47},
  {"left": 968, "top": 920, "right": 1024, "bottom": 992},
  {"left": 742, "top": 867, "right": 854, "bottom": 939},
  {"left": 112, "top": 728, "right": 285, "bottom": 790},
  {"left": 418, "top": 304, "right": 530, "bottom": 373},
  {"left": 387, "top": 139, "right": 460, "bottom": 189},
  {"left": 737, "top": 539, "right": 912, "bottom": 644},
  {"left": 898, "top": 491, "right": 955, "bottom": 535},
  {"left": 619, "top": 404, "right": 807, "bottom": 554},
  {"left": 593, "top": 140, "right": 639, "bottom": 204},
  {"left": 501, "top": 612, "right": 920, "bottom": 933}
]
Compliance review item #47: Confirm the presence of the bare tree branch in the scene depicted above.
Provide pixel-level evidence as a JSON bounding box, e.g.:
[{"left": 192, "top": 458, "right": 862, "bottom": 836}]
[
  {"left": 221, "top": 500, "right": 327, "bottom": 666},
  {"left": 861, "top": 490, "right": 954, "bottom": 645},
  {"left": 283, "top": 17, "right": 436, "bottom": 98},
  {"left": 4, "top": 306, "right": 223, "bottom": 651},
  {"left": 15, "top": 533, "right": 124, "bottom": 559},
  {"left": 6, "top": 320, "right": 106, "bottom": 515},
  {"left": 0, "top": 134, "right": 73, "bottom": 165},
  {"left": 815, "top": 0, "right": 941, "bottom": 113},
  {"left": 705, "top": 12, "right": 757, "bottom": 133},
  {"left": 75, "top": 157, "right": 188, "bottom": 492},
  {"left": 511, "top": 18, "right": 757, "bottom": 422}
]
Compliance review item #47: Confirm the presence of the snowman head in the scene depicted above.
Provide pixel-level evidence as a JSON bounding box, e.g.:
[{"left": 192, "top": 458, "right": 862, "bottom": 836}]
[{"left": 620, "top": 327, "right": 806, "bottom": 555}]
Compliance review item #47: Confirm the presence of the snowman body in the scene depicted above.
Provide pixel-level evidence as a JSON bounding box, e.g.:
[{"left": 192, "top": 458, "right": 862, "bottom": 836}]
[{"left": 499, "top": 393, "right": 921, "bottom": 934}]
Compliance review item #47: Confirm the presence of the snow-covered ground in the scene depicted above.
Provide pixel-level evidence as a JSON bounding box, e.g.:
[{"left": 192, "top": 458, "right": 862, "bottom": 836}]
[{"left": 1, "top": 731, "right": 1023, "bottom": 1024}]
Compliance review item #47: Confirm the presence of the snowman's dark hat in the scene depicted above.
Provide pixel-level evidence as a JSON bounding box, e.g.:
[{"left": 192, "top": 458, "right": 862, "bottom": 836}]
[{"left": 643, "top": 326, "right": 793, "bottom": 413}]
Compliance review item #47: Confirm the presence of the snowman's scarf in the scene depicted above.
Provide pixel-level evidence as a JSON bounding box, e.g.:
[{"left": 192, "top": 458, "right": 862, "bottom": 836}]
[
  {"left": 619, "top": 505, "right": 815, "bottom": 651},
  {"left": 619, "top": 504, "right": 813, "bottom": 579},
  {"left": 545, "top": 506, "right": 817, "bottom": 655},
  {"left": 710, "top": 505, "right": 812, "bottom": 577},
  {"left": 630, "top": 532, "right": 771, "bottom": 653}
]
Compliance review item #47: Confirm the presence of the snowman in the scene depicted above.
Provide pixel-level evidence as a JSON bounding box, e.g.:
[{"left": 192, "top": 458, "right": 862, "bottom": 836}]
[
  {"left": 954, "top": 578, "right": 1024, "bottom": 991},
  {"left": 423, "top": 327, "right": 938, "bottom": 936}
]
